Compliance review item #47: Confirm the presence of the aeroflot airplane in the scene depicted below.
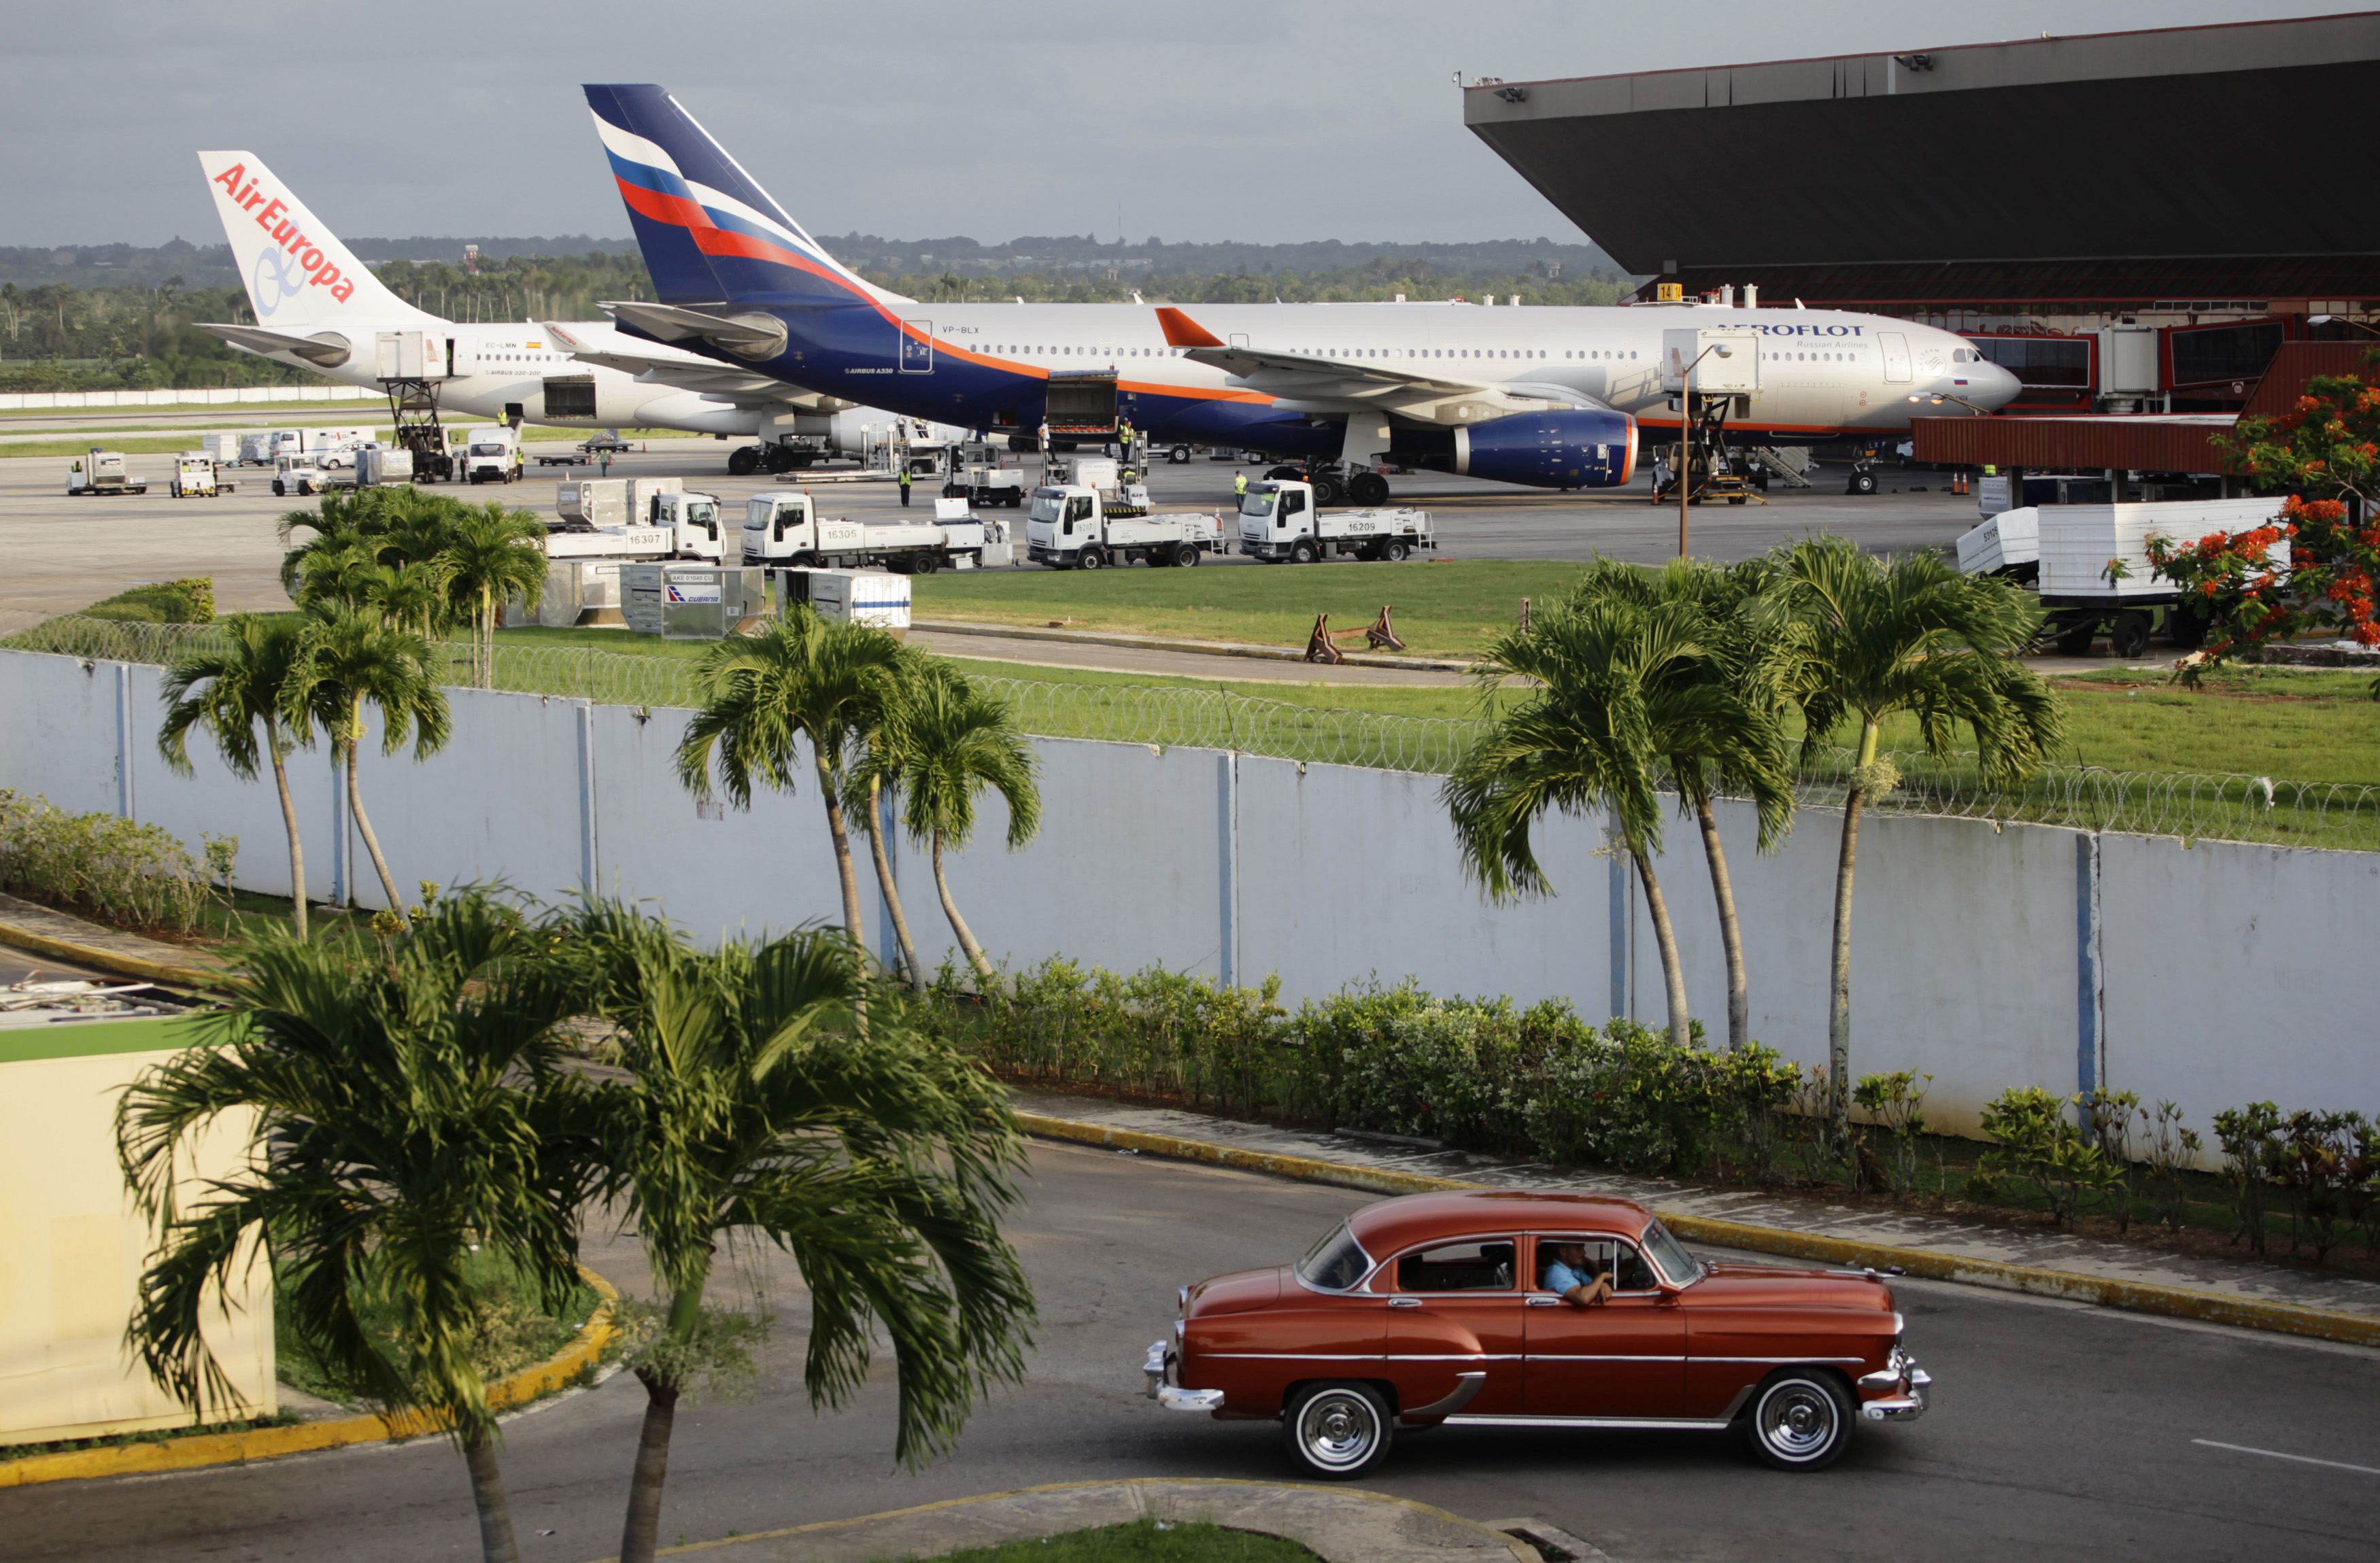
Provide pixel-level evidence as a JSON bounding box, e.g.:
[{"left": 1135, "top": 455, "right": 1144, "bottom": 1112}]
[
  {"left": 194, "top": 150, "right": 934, "bottom": 460},
  {"left": 578, "top": 84, "right": 2020, "bottom": 504}
]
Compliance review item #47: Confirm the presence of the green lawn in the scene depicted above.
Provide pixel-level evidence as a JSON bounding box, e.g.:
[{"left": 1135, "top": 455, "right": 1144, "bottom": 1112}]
[
  {"left": 911, "top": 559, "right": 1584, "bottom": 659},
  {"left": 0, "top": 397, "right": 371, "bottom": 422},
  {"left": 11, "top": 432, "right": 388, "bottom": 460},
  {"left": 910, "top": 1519, "right": 1317, "bottom": 1562}
]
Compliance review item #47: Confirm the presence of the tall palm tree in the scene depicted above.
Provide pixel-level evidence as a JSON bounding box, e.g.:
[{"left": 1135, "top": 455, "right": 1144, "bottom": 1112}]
[
  {"left": 1766, "top": 536, "right": 2063, "bottom": 1143},
  {"left": 842, "top": 652, "right": 959, "bottom": 993},
  {"left": 367, "top": 559, "right": 451, "bottom": 641},
  {"left": 547, "top": 900, "right": 1035, "bottom": 1563},
  {"left": 116, "top": 892, "right": 600, "bottom": 1563},
  {"left": 1444, "top": 597, "right": 1714, "bottom": 1047},
  {"left": 437, "top": 504, "right": 548, "bottom": 688},
  {"left": 284, "top": 608, "right": 452, "bottom": 913},
  {"left": 859, "top": 671, "right": 1041, "bottom": 988},
  {"left": 292, "top": 536, "right": 391, "bottom": 615},
  {"left": 276, "top": 484, "right": 413, "bottom": 593},
  {"left": 675, "top": 609, "right": 908, "bottom": 950},
  {"left": 158, "top": 614, "right": 319, "bottom": 938},
  {"left": 1563, "top": 558, "right": 1797, "bottom": 1051}
]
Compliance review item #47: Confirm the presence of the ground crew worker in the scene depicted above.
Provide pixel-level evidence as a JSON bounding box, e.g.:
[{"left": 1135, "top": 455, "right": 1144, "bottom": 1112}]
[
  {"left": 1234, "top": 469, "right": 1247, "bottom": 500},
  {"left": 899, "top": 465, "right": 912, "bottom": 506}
]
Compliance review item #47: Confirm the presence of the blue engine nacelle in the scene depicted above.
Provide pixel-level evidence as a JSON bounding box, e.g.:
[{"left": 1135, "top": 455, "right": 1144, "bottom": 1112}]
[{"left": 1397, "top": 409, "right": 1638, "bottom": 490}]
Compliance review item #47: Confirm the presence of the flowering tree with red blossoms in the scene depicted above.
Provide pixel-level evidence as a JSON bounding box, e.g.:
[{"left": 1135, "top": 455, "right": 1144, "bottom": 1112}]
[{"left": 2147, "top": 363, "right": 2380, "bottom": 692}]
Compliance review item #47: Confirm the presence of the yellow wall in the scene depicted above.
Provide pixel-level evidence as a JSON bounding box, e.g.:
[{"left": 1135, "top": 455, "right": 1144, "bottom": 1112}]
[{"left": 0, "top": 1025, "right": 275, "bottom": 1445}]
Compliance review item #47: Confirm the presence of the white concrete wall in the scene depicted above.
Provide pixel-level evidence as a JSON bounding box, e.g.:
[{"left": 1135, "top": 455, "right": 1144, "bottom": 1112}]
[{"left": 6, "top": 649, "right": 2375, "bottom": 1158}]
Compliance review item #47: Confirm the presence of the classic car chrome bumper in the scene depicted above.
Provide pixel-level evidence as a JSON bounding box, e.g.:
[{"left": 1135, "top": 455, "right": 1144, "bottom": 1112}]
[
  {"left": 1142, "top": 1339, "right": 1223, "bottom": 1411},
  {"left": 1858, "top": 1350, "right": 1933, "bottom": 1422}
]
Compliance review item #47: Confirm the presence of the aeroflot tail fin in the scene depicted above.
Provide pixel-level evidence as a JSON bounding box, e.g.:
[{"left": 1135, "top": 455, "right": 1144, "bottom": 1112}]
[
  {"left": 582, "top": 84, "right": 906, "bottom": 310},
  {"left": 197, "top": 152, "right": 435, "bottom": 331}
]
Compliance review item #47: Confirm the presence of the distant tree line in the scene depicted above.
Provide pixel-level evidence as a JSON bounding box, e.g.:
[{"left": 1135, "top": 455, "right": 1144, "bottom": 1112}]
[{"left": 0, "top": 279, "right": 319, "bottom": 393}]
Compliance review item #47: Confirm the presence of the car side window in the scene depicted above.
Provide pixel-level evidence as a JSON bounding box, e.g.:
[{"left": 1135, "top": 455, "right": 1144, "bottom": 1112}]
[
  {"left": 1393, "top": 1239, "right": 1517, "bottom": 1293},
  {"left": 1537, "top": 1237, "right": 1659, "bottom": 1293}
]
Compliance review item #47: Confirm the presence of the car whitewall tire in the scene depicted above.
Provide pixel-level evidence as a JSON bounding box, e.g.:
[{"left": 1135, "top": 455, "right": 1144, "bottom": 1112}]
[
  {"left": 1748, "top": 1371, "right": 1852, "bottom": 1471},
  {"left": 1284, "top": 1381, "right": 1392, "bottom": 1480}
]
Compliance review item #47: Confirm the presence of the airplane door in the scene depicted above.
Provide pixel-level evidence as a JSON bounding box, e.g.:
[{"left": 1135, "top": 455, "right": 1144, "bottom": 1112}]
[
  {"left": 1879, "top": 332, "right": 1911, "bottom": 383},
  {"left": 899, "top": 321, "right": 934, "bottom": 373}
]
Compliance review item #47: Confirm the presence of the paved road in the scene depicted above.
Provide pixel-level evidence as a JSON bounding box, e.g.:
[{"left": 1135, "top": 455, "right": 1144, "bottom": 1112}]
[
  {"left": 7, "top": 1141, "right": 2374, "bottom": 1562},
  {"left": 0, "top": 443, "right": 1982, "bottom": 630}
]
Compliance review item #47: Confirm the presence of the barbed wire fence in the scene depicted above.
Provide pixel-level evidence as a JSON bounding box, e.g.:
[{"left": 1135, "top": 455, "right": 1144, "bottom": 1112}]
[{"left": 7, "top": 614, "right": 2374, "bottom": 853}]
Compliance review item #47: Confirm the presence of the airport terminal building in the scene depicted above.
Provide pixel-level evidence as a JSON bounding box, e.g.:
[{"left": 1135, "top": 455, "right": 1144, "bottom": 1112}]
[{"left": 1464, "top": 12, "right": 2380, "bottom": 419}]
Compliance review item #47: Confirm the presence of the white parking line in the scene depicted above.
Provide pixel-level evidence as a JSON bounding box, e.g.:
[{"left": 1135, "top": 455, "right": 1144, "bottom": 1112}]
[{"left": 2193, "top": 1439, "right": 2380, "bottom": 1476}]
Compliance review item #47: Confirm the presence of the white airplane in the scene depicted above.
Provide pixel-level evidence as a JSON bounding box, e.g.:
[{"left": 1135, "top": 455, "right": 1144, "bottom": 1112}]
[
  {"left": 194, "top": 150, "right": 951, "bottom": 475},
  {"left": 581, "top": 84, "right": 2022, "bottom": 504}
]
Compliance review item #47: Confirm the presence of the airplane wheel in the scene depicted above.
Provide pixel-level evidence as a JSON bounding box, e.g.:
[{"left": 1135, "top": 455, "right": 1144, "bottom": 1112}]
[
  {"left": 1312, "top": 476, "right": 1346, "bottom": 506},
  {"left": 1170, "top": 445, "right": 1191, "bottom": 464},
  {"left": 1849, "top": 471, "right": 1878, "bottom": 495},
  {"left": 1265, "top": 465, "right": 1301, "bottom": 481},
  {"left": 1348, "top": 472, "right": 1391, "bottom": 506},
  {"left": 728, "top": 447, "right": 759, "bottom": 476}
]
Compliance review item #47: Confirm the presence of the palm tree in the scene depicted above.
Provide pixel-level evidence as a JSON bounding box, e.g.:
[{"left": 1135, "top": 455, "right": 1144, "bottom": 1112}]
[
  {"left": 1444, "top": 597, "right": 1712, "bottom": 1047},
  {"left": 1766, "top": 536, "right": 2063, "bottom": 1144},
  {"left": 367, "top": 559, "right": 451, "bottom": 641},
  {"left": 549, "top": 899, "right": 1034, "bottom": 1563},
  {"left": 116, "top": 892, "right": 600, "bottom": 1563},
  {"left": 276, "top": 484, "right": 412, "bottom": 593},
  {"left": 437, "top": 503, "right": 548, "bottom": 688},
  {"left": 841, "top": 652, "right": 956, "bottom": 993},
  {"left": 675, "top": 609, "right": 908, "bottom": 950},
  {"left": 860, "top": 670, "right": 1041, "bottom": 988},
  {"left": 158, "top": 615, "right": 319, "bottom": 938},
  {"left": 292, "top": 536, "right": 390, "bottom": 615},
  {"left": 284, "top": 608, "right": 452, "bottom": 913},
  {"left": 1563, "top": 558, "right": 1797, "bottom": 1051}
]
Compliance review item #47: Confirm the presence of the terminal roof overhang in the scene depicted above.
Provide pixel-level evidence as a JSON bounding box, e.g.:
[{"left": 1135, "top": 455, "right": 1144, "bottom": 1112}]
[{"left": 1465, "top": 12, "right": 2380, "bottom": 276}]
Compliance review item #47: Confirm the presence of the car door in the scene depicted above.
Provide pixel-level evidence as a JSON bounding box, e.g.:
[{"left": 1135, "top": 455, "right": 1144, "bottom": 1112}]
[
  {"left": 1522, "top": 1234, "right": 1687, "bottom": 1420},
  {"left": 1376, "top": 1235, "right": 1527, "bottom": 1418}
]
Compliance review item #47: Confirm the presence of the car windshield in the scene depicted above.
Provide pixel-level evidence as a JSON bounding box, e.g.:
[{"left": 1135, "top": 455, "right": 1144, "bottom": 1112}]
[
  {"left": 1239, "top": 492, "right": 1277, "bottom": 519},
  {"left": 469, "top": 443, "right": 507, "bottom": 456},
  {"left": 1028, "top": 492, "right": 1066, "bottom": 524},
  {"left": 1640, "top": 1219, "right": 1704, "bottom": 1286},
  {"left": 1295, "top": 1222, "right": 1372, "bottom": 1292}
]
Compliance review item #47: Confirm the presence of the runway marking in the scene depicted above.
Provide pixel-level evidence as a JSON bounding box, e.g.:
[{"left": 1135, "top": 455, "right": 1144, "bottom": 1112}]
[{"left": 2192, "top": 1439, "right": 2380, "bottom": 1476}]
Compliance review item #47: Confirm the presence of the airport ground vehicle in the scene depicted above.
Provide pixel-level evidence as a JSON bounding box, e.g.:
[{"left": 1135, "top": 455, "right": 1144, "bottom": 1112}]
[
  {"left": 649, "top": 488, "right": 727, "bottom": 562},
  {"left": 199, "top": 432, "right": 246, "bottom": 464},
  {"left": 1024, "top": 485, "right": 1221, "bottom": 569},
  {"left": 271, "top": 452, "right": 330, "bottom": 497},
  {"left": 307, "top": 428, "right": 370, "bottom": 468},
  {"left": 353, "top": 445, "right": 414, "bottom": 486},
  {"left": 1237, "top": 480, "right": 1433, "bottom": 564},
  {"left": 240, "top": 429, "right": 307, "bottom": 466},
  {"left": 1955, "top": 496, "right": 2286, "bottom": 656},
  {"left": 741, "top": 491, "right": 983, "bottom": 573},
  {"left": 1144, "top": 1189, "right": 1928, "bottom": 1480},
  {"left": 462, "top": 426, "right": 522, "bottom": 483},
  {"left": 67, "top": 449, "right": 146, "bottom": 496},
  {"left": 167, "top": 456, "right": 230, "bottom": 498}
]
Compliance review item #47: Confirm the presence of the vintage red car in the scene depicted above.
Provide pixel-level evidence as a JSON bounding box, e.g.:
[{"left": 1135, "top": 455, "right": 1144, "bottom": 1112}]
[{"left": 1143, "top": 1189, "right": 1928, "bottom": 1477}]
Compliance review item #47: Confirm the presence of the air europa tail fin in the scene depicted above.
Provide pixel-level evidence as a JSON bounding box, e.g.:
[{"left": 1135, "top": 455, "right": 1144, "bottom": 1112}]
[
  {"left": 582, "top": 84, "right": 907, "bottom": 309},
  {"left": 197, "top": 152, "right": 435, "bottom": 330}
]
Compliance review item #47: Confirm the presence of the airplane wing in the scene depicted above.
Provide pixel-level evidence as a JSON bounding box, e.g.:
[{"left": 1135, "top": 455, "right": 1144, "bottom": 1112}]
[
  {"left": 543, "top": 320, "right": 849, "bottom": 411},
  {"left": 1153, "top": 307, "right": 1607, "bottom": 414}
]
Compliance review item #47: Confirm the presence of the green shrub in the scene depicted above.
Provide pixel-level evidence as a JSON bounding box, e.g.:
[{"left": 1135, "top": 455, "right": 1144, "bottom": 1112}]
[
  {"left": 1977, "top": 1086, "right": 2125, "bottom": 1229},
  {"left": 0, "top": 789, "right": 207, "bottom": 933},
  {"left": 79, "top": 577, "right": 215, "bottom": 625}
]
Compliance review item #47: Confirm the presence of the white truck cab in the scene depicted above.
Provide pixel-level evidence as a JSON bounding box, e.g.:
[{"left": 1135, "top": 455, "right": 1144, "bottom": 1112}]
[
  {"left": 1237, "top": 479, "right": 1434, "bottom": 564},
  {"left": 169, "top": 455, "right": 220, "bottom": 498},
  {"left": 1024, "top": 485, "right": 1220, "bottom": 570},
  {"left": 651, "top": 489, "right": 726, "bottom": 562},
  {"left": 463, "top": 426, "right": 521, "bottom": 484},
  {"left": 272, "top": 451, "right": 329, "bottom": 496},
  {"left": 742, "top": 491, "right": 984, "bottom": 574}
]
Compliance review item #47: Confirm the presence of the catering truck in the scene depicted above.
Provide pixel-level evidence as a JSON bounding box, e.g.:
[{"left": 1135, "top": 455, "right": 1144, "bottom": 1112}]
[
  {"left": 1023, "top": 484, "right": 1223, "bottom": 570},
  {"left": 1236, "top": 479, "right": 1435, "bottom": 564},
  {"left": 741, "top": 491, "right": 985, "bottom": 573},
  {"left": 462, "top": 426, "right": 521, "bottom": 484},
  {"left": 67, "top": 449, "right": 146, "bottom": 496}
]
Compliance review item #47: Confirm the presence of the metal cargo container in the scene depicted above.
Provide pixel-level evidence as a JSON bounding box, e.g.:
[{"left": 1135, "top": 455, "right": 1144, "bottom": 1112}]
[
  {"left": 627, "top": 475, "right": 684, "bottom": 523},
  {"left": 779, "top": 568, "right": 911, "bottom": 634},
  {"left": 557, "top": 478, "right": 629, "bottom": 529},
  {"left": 623, "top": 564, "right": 772, "bottom": 639},
  {"left": 353, "top": 445, "right": 414, "bottom": 487},
  {"left": 506, "top": 560, "right": 630, "bottom": 629}
]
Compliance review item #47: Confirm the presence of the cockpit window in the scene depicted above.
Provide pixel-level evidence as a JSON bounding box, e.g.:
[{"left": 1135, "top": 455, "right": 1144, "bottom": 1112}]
[{"left": 1295, "top": 1222, "right": 1372, "bottom": 1292}]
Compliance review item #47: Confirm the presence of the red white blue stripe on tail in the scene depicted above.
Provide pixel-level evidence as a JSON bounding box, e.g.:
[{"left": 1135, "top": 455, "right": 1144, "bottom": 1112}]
[{"left": 583, "top": 84, "right": 899, "bottom": 309}]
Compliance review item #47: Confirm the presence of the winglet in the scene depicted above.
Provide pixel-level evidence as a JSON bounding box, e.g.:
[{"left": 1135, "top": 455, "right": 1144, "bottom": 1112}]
[{"left": 1155, "top": 307, "right": 1225, "bottom": 349}]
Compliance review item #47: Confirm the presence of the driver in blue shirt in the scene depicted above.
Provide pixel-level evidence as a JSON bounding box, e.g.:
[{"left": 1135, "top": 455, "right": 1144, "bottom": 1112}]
[{"left": 1540, "top": 1241, "right": 1617, "bottom": 1308}]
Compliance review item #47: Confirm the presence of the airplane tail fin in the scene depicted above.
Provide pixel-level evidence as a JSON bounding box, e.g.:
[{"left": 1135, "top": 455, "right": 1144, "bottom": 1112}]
[
  {"left": 582, "top": 84, "right": 904, "bottom": 309},
  {"left": 197, "top": 152, "right": 435, "bottom": 330}
]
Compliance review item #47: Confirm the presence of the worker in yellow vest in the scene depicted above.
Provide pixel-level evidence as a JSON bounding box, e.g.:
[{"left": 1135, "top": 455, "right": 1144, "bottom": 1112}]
[
  {"left": 898, "top": 466, "right": 912, "bottom": 507},
  {"left": 1234, "top": 469, "right": 1247, "bottom": 500}
]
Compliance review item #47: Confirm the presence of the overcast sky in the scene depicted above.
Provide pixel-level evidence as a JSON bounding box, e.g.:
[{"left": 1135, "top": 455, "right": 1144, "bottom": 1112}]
[{"left": 0, "top": 0, "right": 2326, "bottom": 252}]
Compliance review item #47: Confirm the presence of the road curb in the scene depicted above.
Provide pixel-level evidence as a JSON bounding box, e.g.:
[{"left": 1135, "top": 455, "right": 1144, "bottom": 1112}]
[
  {"left": 0, "top": 910, "right": 221, "bottom": 989},
  {"left": 594, "top": 1477, "right": 1537, "bottom": 1562},
  {"left": 1017, "top": 1110, "right": 2380, "bottom": 1352},
  {"left": 0, "top": 1268, "right": 621, "bottom": 1489},
  {"left": 913, "top": 617, "right": 1476, "bottom": 674}
]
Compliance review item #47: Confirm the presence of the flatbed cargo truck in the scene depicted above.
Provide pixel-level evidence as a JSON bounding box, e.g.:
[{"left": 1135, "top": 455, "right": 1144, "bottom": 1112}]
[
  {"left": 741, "top": 490, "right": 984, "bottom": 574},
  {"left": 1024, "top": 485, "right": 1222, "bottom": 570},
  {"left": 1236, "top": 479, "right": 1434, "bottom": 563}
]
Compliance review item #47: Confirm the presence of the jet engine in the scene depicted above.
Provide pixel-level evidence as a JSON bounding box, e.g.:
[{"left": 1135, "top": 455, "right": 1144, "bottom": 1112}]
[{"left": 1397, "top": 409, "right": 1638, "bottom": 490}]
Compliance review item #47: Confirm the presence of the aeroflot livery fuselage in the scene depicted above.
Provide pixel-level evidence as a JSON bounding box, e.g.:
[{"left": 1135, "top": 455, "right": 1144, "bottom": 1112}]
[{"left": 581, "top": 84, "right": 2018, "bottom": 494}]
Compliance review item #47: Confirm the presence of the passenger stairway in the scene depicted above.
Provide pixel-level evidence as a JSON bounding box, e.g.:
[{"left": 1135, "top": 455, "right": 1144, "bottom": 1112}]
[{"left": 1746, "top": 445, "right": 1815, "bottom": 488}]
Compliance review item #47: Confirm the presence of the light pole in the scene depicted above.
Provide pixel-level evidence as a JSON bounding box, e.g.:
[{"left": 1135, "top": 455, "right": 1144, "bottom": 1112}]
[
  {"left": 1676, "top": 342, "right": 1735, "bottom": 558},
  {"left": 2308, "top": 313, "right": 2380, "bottom": 338}
]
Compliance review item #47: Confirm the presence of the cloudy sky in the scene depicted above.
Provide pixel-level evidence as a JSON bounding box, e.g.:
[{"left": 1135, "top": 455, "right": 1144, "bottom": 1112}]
[{"left": 0, "top": 0, "right": 2324, "bottom": 251}]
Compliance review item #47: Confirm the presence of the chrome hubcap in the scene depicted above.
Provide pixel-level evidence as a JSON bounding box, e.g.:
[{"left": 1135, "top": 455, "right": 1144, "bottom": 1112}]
[
  {"left": 1300, "top": 1393, "right": 1376, "bottom": 1468},
  {"left": 1760, "top": 1384, "right": 1837, "bottom": 1460}
]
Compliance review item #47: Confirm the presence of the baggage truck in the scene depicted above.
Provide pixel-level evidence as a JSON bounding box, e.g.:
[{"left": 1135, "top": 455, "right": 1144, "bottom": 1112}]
[
  {"left": 1235, "top": 479, "right": 1434, "bottom": 564},
  {"left": 167, "top": 455, "right": 221, "bottom": 498},
  {"left": 740, "top": 490, "right": 985, "bottom": 573},
  {"left": 1023, "top": 483, "right": 1221, "bottom": 570},
  {"left": 67, "top": 449, "right": 146, "bottom": 496}
]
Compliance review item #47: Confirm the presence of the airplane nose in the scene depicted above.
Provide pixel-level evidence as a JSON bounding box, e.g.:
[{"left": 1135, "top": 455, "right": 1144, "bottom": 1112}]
[{"left": 1979, "top": 360, "right": 2021, "bottom": 409}]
